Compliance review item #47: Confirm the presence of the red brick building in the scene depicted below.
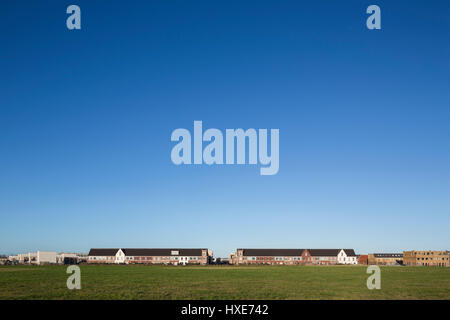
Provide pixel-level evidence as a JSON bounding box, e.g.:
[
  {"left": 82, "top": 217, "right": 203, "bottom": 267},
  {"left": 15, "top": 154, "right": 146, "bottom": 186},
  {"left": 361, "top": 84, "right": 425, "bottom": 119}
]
[
  {"left": 233, "top": 248, "right": 358, "bottom": 265},
  {"left": 235, "top": 249, "right": 305, "bottom": 265},
  {"left": 88, "top": 248, "right": 210, "bottom": 265},
  {"left": 357, "top": 254, "right": 368, "bottom": 265},
  {"left": 306, "top": 249, "right": 339, "bottom": 265}
]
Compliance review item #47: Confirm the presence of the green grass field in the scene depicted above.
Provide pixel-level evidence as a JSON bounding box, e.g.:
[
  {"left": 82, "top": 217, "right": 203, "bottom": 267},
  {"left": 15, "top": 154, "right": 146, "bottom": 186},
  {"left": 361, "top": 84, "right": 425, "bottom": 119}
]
[{"left": 0, "top": 265, "right": 449, "bottom": 300}]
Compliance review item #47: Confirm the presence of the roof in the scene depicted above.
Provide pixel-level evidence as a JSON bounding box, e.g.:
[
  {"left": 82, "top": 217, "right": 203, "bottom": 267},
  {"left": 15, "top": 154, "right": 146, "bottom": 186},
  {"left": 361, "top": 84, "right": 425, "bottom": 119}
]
[
  {"left": 307, "top": 249, "right": 341, "bottom": 257},
  {"left": 122, "top": 248, "right": 205, "bottom": 256},
  {"left": 88, "top": 248, "right": 206, "bottom": 256},
  {"left": 343, "top": 249, "right": 357, "bottom": 257},
  {"left": 88, "top": 248, "right": 119, "bottom": 256},
  {"left": 239, "top": 249, "right": 305, "bottom": 257},
  {"left": 373, "top": 253, "right": 403, "bottom": 258}
]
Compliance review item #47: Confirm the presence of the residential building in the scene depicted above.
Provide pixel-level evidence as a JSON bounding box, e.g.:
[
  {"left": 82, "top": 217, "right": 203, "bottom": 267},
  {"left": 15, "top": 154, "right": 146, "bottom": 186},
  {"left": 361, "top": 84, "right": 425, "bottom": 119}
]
[
  {"left": 235, "top": 249, "right": 305, "bottom": 265},
  {"left": 305, "top": 249, "right": 339, "bottom": 265},
  {"left": 233, "top": 248, "right": 357, "bottom": 265},
  {"left": 367, "top": 253, "right": 403, "bottom": 265},
  {"left": 88, "top": 248, "right": 211, "bottom": 265},
  {"left": 337, "top": 249, "right": 358, "bottom": 264},
  {"left": 403, "top": 250, "right": 450, "bottom": 267},
  {"left": 305, "top": 249, "right": 357, "bottom": 265},
  {"left": 357, "top": 254, "right": 368, "bottom": 265},
  {"left": 87, "top": 248, "right": 118, "bottom": 264}
]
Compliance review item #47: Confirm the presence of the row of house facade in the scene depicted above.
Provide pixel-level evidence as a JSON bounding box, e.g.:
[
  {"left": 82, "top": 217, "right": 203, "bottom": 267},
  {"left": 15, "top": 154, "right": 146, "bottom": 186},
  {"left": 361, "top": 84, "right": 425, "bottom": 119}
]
[
  {"left": 367, "top": 253, "right": 404, "bottom": 265},
  {"left": 403, "top": 250, "right": 450, "bottom": 267},
  {"left": 5, "top": 248, "right": 449, "bottom": 267},
  {"left": 229, "top": 249, "right": 450, "bottom": 266},
  {"left": 87, "top": 248, "right": 212, "bottom": 265},
  {"left": 229, "top": 249, "right": 358, "bottom": 265},
  {"left": 365, "top": 251, "right": 450, "bottom": 266}
]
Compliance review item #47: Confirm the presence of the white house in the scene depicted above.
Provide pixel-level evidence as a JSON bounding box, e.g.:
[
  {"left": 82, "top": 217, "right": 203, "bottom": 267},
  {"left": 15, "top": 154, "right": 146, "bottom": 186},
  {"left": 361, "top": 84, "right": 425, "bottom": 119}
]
[
  {"left": 338, "top": 249, "right": 357, "bottom": 264},
  {"left": 115, "top": 249, "right": 126, "bottom": 264}
]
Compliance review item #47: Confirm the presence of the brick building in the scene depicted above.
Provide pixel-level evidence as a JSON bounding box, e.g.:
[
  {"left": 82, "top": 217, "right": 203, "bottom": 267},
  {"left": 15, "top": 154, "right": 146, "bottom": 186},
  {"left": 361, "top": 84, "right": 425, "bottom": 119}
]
[
  {"left": 88, "top": 248, "right": 210, "bottom": 265},
  {"left": 307, "top": 249, "right": 357, "bottom": 265},
  {"left": 234, "top": 248, "right": 358, "bottom": 265},
  {"left": 403, "top": 250, "right": 450, "bottom": 267},
  {"left": 235, "top": 249, "right": 305, "bottom": 265},
  {"left": 367, "top": 253, "right": 403, "bottom": 265},
  {"left": 87, "top": 248, "right": 118, "bottom": 264},
  {"left": 357, "top": 254, "right": 368, "bottom": 265}
]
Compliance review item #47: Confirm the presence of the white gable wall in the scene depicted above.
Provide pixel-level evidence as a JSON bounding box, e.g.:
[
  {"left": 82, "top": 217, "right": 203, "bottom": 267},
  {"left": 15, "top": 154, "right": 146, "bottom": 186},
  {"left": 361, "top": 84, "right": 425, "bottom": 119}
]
[
  {"left": 338, "top": 249, "right": 357, "bottom": 264},
  {"left": 115, "top": 249, "right": 126, "bottom": 264}
]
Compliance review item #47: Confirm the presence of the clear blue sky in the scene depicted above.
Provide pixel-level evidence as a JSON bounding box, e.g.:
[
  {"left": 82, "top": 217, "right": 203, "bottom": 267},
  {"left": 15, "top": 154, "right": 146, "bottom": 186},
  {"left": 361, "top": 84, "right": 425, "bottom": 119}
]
[{"left": 1, "top": 1, "right": 449, "bottom": 257}]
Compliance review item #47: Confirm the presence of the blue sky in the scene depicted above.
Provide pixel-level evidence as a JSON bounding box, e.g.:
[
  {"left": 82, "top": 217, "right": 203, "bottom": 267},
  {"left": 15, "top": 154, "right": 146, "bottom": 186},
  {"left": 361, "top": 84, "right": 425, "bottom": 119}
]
[{"left": 1, "top": 1, "right": 449, "bottom": 257}]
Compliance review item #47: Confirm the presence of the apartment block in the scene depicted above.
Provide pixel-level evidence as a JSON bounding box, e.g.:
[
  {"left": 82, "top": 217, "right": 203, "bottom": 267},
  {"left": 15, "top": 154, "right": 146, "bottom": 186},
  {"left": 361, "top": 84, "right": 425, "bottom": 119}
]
[
  {"left": 403, "top": 250, "right": 450, "bottom": 267},
  {"left": 367, "top": 253, "right": 403, "bottom": 265}
]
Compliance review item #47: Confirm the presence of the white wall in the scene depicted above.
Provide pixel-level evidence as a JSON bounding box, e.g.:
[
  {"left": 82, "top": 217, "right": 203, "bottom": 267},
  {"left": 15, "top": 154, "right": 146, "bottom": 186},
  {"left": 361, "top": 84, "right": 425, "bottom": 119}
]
[
  {"left": 37, "top": 251, "right": 57, "bottom": 265},
  {"left": 338, "top": 250, "right": 357, "bottom": 265},
  {"left": 115, "top": 249, "right": 126, "bottom": 264}
]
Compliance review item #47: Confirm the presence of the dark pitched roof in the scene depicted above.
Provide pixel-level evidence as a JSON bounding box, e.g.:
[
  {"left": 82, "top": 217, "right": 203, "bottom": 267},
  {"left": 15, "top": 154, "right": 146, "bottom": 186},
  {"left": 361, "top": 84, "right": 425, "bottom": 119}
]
[
  {"left": 88, "top": 248, "right": 119, "bottom": 256},
  {"left": 88, "top": 248, "right": 206, "bottom": 257},
  {"left": 122, "top": 248, "right": 205, "bottom": 256},
  {"left": 239, "top": 249, "right": 305, "bottom": 257},
  {"left": 373, "top": 253, "right": 403, "bottom": 258},
  {"left": 307, "top": 249, "right": 341, "bottom": 257},
  {"left": 343, "top": 249, "right": 356, "bottom": 257}
]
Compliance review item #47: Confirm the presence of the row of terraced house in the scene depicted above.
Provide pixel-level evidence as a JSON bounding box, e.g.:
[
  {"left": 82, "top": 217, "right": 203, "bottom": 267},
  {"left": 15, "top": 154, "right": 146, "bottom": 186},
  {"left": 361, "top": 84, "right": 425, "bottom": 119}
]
[
  {"left": 87, "top": 248, "right": 212, "bottom": 265},
  {"left": 229, "top": 249, "right": 358, "bottom": 265},
  {"left": 228, "top": 249, "right": 449, "bottom": 266},
  {"left": 6, "top": 248, "right": 449, "bottom": 267},
  {"left": 86, "top": 248, "right": 360, "bottom": 265},
  {"left": 85, "top": 248, "right": 450, "bottom": 266}
]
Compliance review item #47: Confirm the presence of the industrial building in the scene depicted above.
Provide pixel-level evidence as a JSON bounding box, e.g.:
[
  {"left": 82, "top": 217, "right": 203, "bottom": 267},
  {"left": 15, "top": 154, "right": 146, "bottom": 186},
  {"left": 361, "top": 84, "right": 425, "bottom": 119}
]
[{"left": 7, "top": 251, "right": 84, "bottom": 265}]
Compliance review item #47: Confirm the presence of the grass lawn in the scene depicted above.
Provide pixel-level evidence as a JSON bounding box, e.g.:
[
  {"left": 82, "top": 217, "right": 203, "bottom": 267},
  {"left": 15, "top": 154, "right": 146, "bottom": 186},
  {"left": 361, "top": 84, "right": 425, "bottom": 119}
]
[{"left": 0, "top": 265, "right": 449, "bottom": 300}]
